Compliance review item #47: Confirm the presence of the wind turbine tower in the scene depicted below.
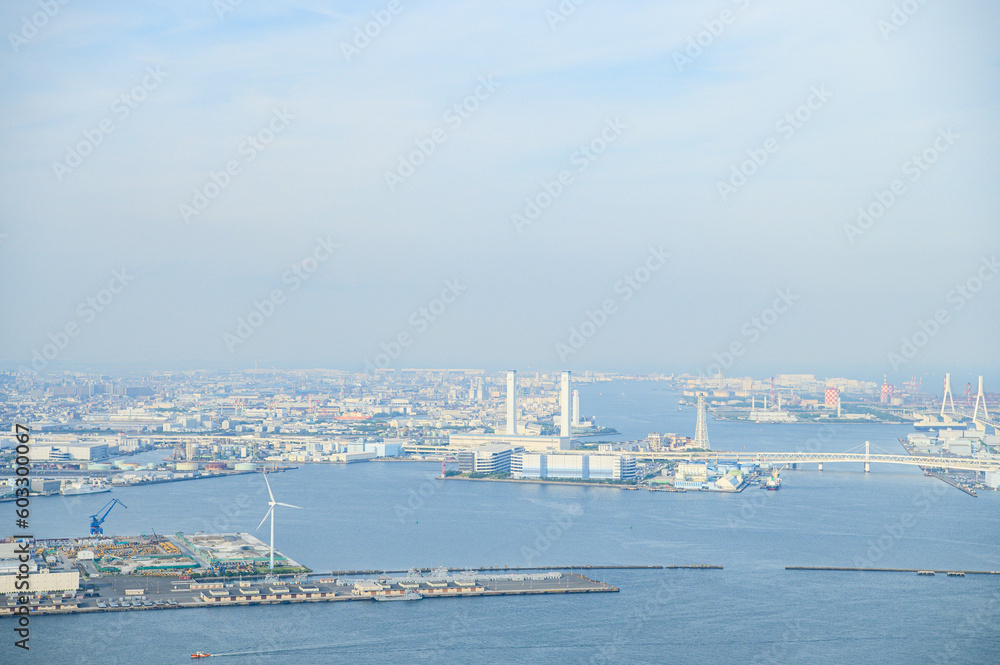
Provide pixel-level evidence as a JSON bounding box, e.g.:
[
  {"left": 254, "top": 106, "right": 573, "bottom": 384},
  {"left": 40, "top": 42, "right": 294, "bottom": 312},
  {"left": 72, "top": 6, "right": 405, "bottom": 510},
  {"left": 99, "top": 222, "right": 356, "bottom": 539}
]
[{"left": 256, "top": 474, "right": 302, "bottom": 571}]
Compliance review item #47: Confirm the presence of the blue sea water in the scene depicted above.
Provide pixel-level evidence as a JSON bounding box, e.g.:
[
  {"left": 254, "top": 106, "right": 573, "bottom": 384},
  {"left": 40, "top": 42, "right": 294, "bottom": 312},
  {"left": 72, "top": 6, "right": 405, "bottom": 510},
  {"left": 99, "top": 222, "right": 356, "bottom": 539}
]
[{"left": 13, "top": 381, "right": 1000, "bottom": 664}]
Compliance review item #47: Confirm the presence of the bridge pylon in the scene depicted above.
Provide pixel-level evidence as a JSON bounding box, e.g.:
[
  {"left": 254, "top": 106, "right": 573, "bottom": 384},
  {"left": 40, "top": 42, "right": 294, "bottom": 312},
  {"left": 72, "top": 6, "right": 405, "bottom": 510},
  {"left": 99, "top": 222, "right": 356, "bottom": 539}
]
[
  {"left": 864, "top": 440, "right": 870, "bottom": 473},
  {"left": 941, "top": 373, "right": 955, "bottom": 417},
  {"left": 973, "top": 375, "right": 989, "bottom": 423}
]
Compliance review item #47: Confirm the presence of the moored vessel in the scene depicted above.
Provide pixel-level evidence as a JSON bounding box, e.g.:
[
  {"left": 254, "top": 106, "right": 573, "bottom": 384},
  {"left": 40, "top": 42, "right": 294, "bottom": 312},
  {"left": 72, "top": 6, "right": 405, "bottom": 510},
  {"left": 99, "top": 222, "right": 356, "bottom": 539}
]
[
  {"left": 373, "top": 590, "right": 423, "bottom": 601},
  {"left": 61, "top": 480, "right": 112, "bottom": 496}
]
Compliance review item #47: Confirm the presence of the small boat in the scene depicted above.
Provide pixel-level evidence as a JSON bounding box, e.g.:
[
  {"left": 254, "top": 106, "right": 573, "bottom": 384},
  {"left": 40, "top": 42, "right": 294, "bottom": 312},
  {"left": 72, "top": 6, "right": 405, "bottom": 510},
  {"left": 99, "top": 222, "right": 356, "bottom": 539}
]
[{"left": 191, "top": 652, "right": 211, "bottom": 659}]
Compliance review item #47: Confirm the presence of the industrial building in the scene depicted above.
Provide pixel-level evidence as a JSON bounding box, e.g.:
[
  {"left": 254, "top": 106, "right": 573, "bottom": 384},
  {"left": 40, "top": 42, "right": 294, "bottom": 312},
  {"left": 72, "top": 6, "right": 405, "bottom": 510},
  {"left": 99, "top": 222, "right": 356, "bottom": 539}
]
[
  {"left": 29, "top": 440, "right": 110, "bottom": 461},
  {"left": 457, "top": 445, "right": 515, "bottom": 474},
  {"left": 0, "top": 543, "right": 81, "bottom": 595},
  {"left": 449, "top": 433, "right": 572, "bottom": 452},
  {"left": 510, "top": 452, "right": 636, "bottom": 481},
  {"left": 0, "top": 571, "right": 80, "bottom": 595},
  {"left": 672, "top": 462, "right": 748, "bottom": 491}
]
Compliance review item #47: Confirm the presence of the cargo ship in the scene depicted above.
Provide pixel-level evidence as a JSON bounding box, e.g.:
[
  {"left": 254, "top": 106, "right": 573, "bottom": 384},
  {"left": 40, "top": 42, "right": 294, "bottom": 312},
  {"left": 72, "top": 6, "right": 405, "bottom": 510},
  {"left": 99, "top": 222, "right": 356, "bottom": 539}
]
[
  {"left": 760, "top": 465, "right": 784, "bottom": 490},
  {"left": 61, "top": 480, "right": 112, "bottom": 496}
]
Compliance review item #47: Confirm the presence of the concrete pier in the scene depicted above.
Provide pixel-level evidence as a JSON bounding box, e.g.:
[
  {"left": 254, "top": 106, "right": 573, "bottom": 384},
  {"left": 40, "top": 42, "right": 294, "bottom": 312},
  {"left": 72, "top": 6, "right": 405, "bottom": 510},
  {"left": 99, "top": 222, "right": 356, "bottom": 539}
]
[
  {"left": 2, "top": 572, "right": 618, "bottom": 616},
  {"left": 786, "top": 566, "right": 999, "bottom": 575}
]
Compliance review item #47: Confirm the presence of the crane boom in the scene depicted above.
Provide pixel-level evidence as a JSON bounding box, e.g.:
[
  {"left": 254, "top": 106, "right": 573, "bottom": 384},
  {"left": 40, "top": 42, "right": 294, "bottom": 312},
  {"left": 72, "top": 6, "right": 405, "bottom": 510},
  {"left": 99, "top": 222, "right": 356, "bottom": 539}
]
[{"left": 89, "top": 498, "right": 127, "bottom": 536}]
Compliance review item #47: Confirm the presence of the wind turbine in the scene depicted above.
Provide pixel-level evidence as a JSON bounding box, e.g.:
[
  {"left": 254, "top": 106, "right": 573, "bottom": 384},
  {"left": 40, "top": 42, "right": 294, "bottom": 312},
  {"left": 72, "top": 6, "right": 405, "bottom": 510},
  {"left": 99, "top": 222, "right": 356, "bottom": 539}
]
[{"left": 256, "top": 474, "right": 301, "bottom": 571}]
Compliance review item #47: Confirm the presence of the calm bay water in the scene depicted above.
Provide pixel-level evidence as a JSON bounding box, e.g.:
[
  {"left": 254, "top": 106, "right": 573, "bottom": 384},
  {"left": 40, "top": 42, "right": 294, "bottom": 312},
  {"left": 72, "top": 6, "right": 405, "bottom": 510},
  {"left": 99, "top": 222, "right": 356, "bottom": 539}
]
[{"left": 16, "top": 381, "right": 1000, "bottom": 664}]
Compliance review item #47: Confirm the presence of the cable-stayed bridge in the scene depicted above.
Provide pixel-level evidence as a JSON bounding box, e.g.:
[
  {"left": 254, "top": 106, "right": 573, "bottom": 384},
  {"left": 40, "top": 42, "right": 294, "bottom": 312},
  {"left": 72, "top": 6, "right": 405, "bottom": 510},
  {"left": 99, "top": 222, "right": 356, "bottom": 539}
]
[
  {"left": 635, "top": 449, "right": 999, "bottom": 473},
  {"left": 634, "top": 439, "right": 1000, "bottom": 472}
]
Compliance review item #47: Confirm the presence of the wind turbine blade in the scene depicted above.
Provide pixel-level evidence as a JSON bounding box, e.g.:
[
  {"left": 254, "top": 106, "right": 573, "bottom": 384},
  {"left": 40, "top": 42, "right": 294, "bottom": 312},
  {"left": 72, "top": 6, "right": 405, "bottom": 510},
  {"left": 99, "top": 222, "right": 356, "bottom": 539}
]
[
  {"left": 256, "top": 507, "right": 273, "bottom": 531},
  {"left": 276, "top": 502, "right": 302, "bottom": 509},
  {"left": 263, "top": 474, "right": 275, "bottom": 503}
]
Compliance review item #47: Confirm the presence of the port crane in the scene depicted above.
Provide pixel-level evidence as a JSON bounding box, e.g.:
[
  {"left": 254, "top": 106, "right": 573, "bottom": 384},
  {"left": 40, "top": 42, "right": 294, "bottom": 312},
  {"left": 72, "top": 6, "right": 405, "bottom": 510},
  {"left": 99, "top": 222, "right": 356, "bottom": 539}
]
[{"left": 89, "top": 498, "right": 127, "bottom": 536}]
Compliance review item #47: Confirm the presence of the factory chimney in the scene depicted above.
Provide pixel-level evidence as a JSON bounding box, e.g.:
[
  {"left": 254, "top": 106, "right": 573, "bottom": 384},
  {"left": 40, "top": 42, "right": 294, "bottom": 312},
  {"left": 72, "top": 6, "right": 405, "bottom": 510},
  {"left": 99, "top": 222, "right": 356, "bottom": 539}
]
[
  {"left": 506, "top": 371, "right": 518, "bottom": 435},
  {"left": 560, "top": 371, "right": 571, "bottom": 437}
]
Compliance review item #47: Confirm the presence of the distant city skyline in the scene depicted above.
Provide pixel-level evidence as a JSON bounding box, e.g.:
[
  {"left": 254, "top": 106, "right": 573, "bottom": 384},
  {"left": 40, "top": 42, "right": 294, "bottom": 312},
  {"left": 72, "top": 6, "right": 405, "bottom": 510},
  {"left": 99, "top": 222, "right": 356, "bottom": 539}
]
[{"left": 2, "top": 2, "right": 998, "bottom": 381}]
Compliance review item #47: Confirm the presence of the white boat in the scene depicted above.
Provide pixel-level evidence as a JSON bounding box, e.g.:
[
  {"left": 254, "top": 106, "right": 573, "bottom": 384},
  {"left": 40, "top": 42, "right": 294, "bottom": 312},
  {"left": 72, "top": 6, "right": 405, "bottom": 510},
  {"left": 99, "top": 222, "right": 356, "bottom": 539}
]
[
  {"left": 60, "top": 480, "right": 112, "bottom": 496},
  {"left": 373, "top": 590, "right": 423, "bottom": 602}
]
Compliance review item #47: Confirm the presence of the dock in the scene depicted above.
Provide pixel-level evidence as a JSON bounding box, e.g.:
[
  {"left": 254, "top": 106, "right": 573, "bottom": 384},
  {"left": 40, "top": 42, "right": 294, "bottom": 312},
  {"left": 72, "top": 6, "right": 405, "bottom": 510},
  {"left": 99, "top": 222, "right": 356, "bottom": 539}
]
[
  {"left": 321, "top": 564, "right": 664, "bottom": 576},
  {"left": 786, "top": 566, "right": 998, "bottom": 575},
  {"left": 926, "top": 472, "right": 978, "bottom": 497},
  {"left": 2, "top": 571, "right": 618, "bottom": 616}
]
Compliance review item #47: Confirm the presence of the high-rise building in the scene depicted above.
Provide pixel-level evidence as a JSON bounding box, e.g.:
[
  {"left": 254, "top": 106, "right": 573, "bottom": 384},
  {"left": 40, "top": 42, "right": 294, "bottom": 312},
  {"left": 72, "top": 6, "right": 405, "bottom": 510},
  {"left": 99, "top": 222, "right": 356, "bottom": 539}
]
[{"left": 572, "top": 389, "right": 580, "bottom": 426}]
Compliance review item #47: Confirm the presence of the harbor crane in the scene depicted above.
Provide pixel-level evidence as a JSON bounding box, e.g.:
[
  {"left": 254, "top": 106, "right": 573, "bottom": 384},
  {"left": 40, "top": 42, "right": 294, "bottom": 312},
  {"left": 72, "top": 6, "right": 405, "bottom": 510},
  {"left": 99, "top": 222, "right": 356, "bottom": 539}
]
[{"left": 89, "top": 498, "right": 127, "bottom": 536}]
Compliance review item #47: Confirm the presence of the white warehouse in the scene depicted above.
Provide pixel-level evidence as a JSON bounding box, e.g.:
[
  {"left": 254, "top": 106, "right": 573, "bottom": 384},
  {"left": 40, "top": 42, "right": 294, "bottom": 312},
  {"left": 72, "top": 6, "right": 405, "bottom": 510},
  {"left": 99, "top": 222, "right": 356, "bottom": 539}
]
[{"left": 511, "top": 453, "right": 635, "bottom": 481}]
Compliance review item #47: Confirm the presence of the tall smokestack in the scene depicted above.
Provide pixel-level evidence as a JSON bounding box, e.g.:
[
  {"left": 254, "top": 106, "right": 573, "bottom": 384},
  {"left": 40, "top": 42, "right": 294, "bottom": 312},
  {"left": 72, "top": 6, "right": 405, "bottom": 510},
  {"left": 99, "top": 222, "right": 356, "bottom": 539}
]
[
  {"left": 560, "top": 371, "right": 571, "bottom": 437},
  {"left": 572, "top": 389, "right": 580, "bottom": 426},
  {"left": 506, "top": 371, "right": 517, "bottom": 435}
]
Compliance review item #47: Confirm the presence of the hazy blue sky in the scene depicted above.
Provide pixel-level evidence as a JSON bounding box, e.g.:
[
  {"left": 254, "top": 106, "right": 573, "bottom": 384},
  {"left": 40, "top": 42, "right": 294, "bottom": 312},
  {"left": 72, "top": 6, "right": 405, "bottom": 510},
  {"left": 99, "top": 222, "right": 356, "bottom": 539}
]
[{"left": 1, "top": 0, "right": 998, "bottom": 382}]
